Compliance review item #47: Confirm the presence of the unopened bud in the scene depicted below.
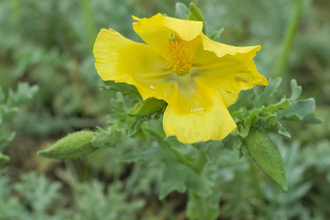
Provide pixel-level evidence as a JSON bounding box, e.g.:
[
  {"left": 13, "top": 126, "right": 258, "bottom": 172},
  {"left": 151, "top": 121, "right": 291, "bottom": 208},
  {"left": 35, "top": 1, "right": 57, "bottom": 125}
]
[
  {"left": 37, "top": 131, "right": 97, "bottom": 160},
  {"left": 245, "top": 128, "right": 287, "bottom": 192}
]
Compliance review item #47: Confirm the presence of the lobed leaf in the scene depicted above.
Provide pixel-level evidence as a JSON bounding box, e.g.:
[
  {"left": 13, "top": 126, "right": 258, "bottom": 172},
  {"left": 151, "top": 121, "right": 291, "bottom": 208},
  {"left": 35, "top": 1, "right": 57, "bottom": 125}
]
[
  {"left": 175, "top": 2, "right": 189, "bottom": 19},
  {"left": 0, "top": 153, "right": 10, "bottom": 166},
  {"left": 127, "top": 97, "right": 166, "bottom": 117},
  {"left": 279, "top": 98, "right": 322, "bottom": 124},
  {"left": 253, "top": 78, "right": 282, "bottom": 109},
  {"left": 6, "top": 83, "right": 39, "bottom": 108},
  {"left": 102, "top": 80, "right": 140, "bottom": 97},
  {"left": 289, "top": 79, "right": 302, "bottom": 101},
  {"left": 208, "top": 28, "right": 224, "bottom": 41},
  {"left": 204, "top": 141, "right": 225, "bottom": 163},
  {"left": 0, "top": 132, "right": 15, "bottom": 149},
  {"left": 120, "top": 145, "right": 176, "bottom": 166},
  {"left": 188, "top": 3, "right": 206, "bottom": 33},
  {"left": 159, "top": 162, "right": 214, "bottom": 199},
  {"left": 14, "top": 172, "right": 62, "bottom": 213},
  {"left": 91, "top": 126, "right": 121, "bottom": 148}
]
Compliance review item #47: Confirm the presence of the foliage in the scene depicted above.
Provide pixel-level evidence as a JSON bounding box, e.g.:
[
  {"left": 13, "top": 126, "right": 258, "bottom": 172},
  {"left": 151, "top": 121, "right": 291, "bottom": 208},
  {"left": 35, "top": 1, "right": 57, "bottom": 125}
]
[
  {"left": 0, "top": 0, "right": 329, "bottom": 219},
  {"left": 0, "top": 170, "right": 149, "bottom": 220},
  {"left": 0, "top": 83, "right": 38, "bottom": 165}
]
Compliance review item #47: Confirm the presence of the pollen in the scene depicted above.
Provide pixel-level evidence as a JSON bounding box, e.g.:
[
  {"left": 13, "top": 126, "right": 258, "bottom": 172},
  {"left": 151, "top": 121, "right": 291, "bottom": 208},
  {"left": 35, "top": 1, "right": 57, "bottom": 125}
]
[{"left": 164, "top": 33, "right": 194, "bottom": 74}]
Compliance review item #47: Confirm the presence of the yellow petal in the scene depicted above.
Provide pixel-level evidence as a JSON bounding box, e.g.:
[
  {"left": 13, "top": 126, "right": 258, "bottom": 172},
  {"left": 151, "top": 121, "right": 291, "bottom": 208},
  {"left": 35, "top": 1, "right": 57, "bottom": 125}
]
[
  {"left": 93, "top": 28, "right": 135, "bottom": 83},
  {"left": 191, "top": 34, "right": 268, "bottom": 106},
  {"left": 134, "top": 70, "right": 177, "bottom": 101},
  {"left": 93, "top": 28, "right": 177, "bottom": 101},
  {"left": 199, "top": 33, "right": 261, "bottom": 59},
  {"left": 163, "top": 75, "right": 237, "bottom": 144},
  {"left": 132, "top": 13, "right": 203, "bottom": 55},
  {"left": 191, "top": 59, "right": 267, "bottom": 107}
]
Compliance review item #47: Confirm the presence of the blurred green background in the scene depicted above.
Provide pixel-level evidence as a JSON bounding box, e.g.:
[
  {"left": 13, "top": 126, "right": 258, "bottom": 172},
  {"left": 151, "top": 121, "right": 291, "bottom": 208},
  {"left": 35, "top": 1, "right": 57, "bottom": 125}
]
[{"left": 0, "top": 0, "right": 330, "bottom": 219}]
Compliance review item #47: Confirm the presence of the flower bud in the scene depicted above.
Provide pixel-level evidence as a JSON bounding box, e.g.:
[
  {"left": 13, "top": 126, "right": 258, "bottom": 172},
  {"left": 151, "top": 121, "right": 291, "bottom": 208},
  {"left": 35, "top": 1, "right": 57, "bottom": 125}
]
[
  {"left": 245, "top": 128, "right": 287, "bottom": 192},
  {"left": 37, "top": 131, "right": 97, "bottom": 159}
]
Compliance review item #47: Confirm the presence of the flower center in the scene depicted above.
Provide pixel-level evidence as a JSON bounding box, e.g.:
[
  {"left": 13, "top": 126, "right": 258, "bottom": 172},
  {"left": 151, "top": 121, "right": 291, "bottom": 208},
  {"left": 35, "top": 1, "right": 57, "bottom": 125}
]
[{"left": 164, "top": 33, "right": 194, "bottom": 75}]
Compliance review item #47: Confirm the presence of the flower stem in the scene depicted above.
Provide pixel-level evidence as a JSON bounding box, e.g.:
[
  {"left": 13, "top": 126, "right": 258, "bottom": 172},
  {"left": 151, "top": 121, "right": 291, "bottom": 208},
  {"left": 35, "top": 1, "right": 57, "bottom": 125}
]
[
  {"left": 193, "top": 193, "right": 208, "bottom": 220},
  {"left": 145, "top": 126, "right": 188, "bottom": 164},
  {"left": 248, "top": 156, "right": 265, "bottom": 218},
  {"left": 192, "top": 151, "right": 209, "bottom": 220},
  {"left": 273, "top": 0, "right": 303, "bottom": 79},
  {"left": 12, "top": 0, "right": 21, "bottom": 22},
  {"left": 161, "top": 198, "right": 176, "bottom": 220},
  {"left": 146, "top": 126, "right": 210, "bottom": 220},
  {"left": 191, "top": 150, "right": 207, "bottom": 174},
  {"left": 80, "top": 0, "right": 96, "bottom": 51}
]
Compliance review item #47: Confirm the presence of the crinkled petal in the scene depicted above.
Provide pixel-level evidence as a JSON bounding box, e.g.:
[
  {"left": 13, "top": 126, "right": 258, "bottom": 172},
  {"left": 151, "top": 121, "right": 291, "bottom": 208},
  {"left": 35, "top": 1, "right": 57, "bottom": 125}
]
[
  {"left": 199, "top": 33, "right": 261, "bottom": 59},
  {"left": 132, "top": 13, "right": 203, "bottom": 55},
  {"left": 163, "top": 75, "right": 236, "bottom": 144},
  {"left": 93, "top": 28, "right": 135, "bottom": 83},
  {"left": 191, "top": 34, "right": 268, "bottom": 106},
  {"left": 191, "top": 59, "right": 267, "bottom": 106},
  {"left": 93, "top": 28, "right": 176, "bottom": 101}
]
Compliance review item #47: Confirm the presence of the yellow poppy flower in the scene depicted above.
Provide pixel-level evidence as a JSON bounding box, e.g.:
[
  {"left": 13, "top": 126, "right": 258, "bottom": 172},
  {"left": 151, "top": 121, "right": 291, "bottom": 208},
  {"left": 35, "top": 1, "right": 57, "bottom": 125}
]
[{"left": 93, "top": 13, "right": 268, "bottom": 144}]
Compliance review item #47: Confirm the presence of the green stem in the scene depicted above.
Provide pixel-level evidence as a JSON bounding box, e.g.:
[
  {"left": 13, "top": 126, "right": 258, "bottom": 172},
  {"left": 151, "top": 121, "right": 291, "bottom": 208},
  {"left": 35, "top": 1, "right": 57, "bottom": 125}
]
[
  {"left": 248, "top": 156, "right": 265, "bottom": 218},
  {"left": 191, "top": 151, "right": 207, "bottom": 174},
  {"left": 145, "top": 126, "right": 188, "bottom": 164},
  {"left": 12, "top": 0, "right": 21, "bottom": 22},
  {"left": 273, "top": 0, "right": 303, "bottom": 78},
  {"left": 146, "top": 126, "right": 209, "bottom": 220},
  {"left": 64, "top": 160, "right": 80, "bottom": 203},
  {"left": 161, "top": 198, "right": 176, "bottom": 220},
  {"left": 192, "top": 152, "right": 209, "bottom": 220},
  {"left": 193, "top": 193, "right": 208, "bottom": 220},
  {"left": 80, "top": 0, "right": 96, "bottom": 51}
]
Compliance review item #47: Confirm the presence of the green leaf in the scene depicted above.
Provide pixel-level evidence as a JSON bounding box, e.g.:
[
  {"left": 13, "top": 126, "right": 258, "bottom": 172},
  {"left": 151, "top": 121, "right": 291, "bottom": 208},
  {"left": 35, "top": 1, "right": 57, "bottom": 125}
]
[
  {"left": 228, "top": 90, "right": 254, "bottom": 113},
  {"left": 245, "top": 128, "right": 287, "bottom": 192},
  {"left": 0, "top": 131, "right": 15, "bottom": 149},
  {"left": 267, "top": 121, "right": 291, "bottom": 138},
  {"left": 251, "top": 99, "right": 291, "bottom": 130},
  {"left": 0, "top": 87, "right": 4, "bottom": 104},
  {"left": 73, "top": 181, "right": 144, "bottom": 220},
  {"left": 221, "top": 134, "right": 242, "bottom": 151},
  {"left": 128, "top": 116, "right": 148, "bottom": 137},
  {"left": 208, "top": 28, "right": 224, "bottom": 41},
  {"left": 0, "top": 106, "right": 18, "bottom": 123},
  {"left": 236, "top": 98, "right": 291, "bottom": 138},
  {"left": 37, "top": 131, "right": 97, "bottom": 159},
  {"left": 186, "top": 190, "right": 221, "bottom": 220},
  {"left": 6, "top": 83, "right": 39, "bottom": 108},
  {"left": 204, "top": 141, "right": 225, "bottom": 163},
  {"left": 175, "top": 2, "right": 189, "bottom": 19},
  {"left": 91, "top": 127, "right": 121, "bottom": 148},
  {"left": 120, "top": 145, "right": 176, "bottom": 166},
  {"left": 0, "top": 152, "right": 10, "bottom": 166},
  {"left": 253, "top": 78, "right": 281, "bottom": 109},
  {"left": 127, "top": 97, "right": 166, "bottom": 117},
  {"left": 188, "top": 3, "right": 206, "bottom": 33},
  {"left": 14, "top": 172, "right": 62, "bottom": 213},
  {"left": 289, "top": 79, "right": 302, "bottom": 101},
  {"left": 102, "top": 80, "right": 140, "bottom": 97},
  {"left": 159, "top": 162, "right": 214, "bottom": 199},
  {"left": 263, "top": 98, "right": 291, "bottom": 113},
  {"left": 279, "top": 98, "right": 322, "bottom": 124}
]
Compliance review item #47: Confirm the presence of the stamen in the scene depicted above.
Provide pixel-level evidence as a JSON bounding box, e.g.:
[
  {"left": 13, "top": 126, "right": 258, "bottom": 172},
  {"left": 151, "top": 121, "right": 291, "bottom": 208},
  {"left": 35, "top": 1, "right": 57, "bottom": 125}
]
[{"left": 164, "top": 32, "right": 194, "bottom": 74}]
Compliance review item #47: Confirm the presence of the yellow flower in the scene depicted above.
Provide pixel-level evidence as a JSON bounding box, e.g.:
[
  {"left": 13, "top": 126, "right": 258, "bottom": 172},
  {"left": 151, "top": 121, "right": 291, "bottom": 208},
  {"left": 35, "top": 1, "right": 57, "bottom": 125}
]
[{"left": 93, "top": 13, "right": 268, "bottom": 144}]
